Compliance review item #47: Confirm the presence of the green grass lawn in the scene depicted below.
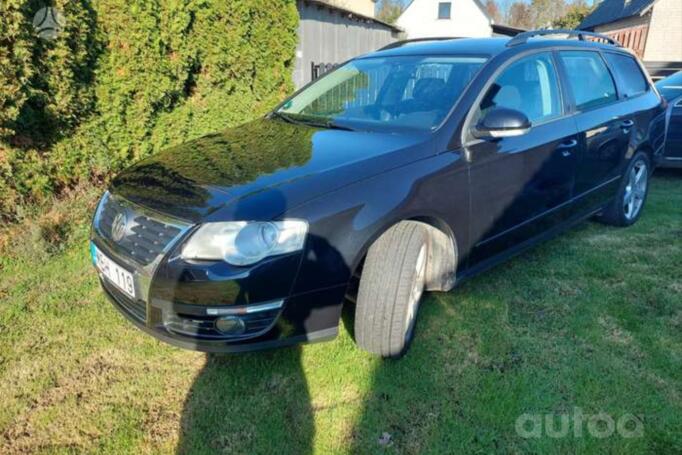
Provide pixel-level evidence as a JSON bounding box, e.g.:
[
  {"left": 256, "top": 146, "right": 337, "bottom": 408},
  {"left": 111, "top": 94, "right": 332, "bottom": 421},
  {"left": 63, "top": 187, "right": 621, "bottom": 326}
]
[{"left": 1, "top": 171, "right": 681, "bottom": 454}]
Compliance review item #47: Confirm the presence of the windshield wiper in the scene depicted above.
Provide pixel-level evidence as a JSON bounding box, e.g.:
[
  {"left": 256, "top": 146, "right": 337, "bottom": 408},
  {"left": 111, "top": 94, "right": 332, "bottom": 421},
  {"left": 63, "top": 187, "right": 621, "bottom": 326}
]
[
  {"left": 270, "top": 112, "right": 354, "bottom": 131},
  {"left": 308, "top": 119, "right": 354, "bottom": 131},
  {"left": 270, "top": 111, "right": 305, "bottom": 126}
]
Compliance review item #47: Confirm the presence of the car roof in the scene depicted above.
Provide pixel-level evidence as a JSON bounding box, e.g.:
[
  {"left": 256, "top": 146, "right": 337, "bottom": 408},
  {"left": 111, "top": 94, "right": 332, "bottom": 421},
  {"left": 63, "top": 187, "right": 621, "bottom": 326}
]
[{"left": 362, "top": 36, "right": 627, "bottom": 60}]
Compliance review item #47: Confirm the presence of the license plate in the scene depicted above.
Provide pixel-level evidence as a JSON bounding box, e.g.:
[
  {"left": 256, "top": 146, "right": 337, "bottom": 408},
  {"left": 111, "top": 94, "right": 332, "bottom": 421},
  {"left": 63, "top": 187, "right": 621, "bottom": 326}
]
[{"left": 92, "top": 244, "right": 136, "bottom": 299}]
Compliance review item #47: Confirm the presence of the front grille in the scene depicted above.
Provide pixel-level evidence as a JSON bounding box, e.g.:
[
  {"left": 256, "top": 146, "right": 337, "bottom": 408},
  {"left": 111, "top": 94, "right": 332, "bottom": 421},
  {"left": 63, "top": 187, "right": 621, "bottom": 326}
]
[
  {"left": 96, "top": 194, "right": 183, "bottom": 266},
  {"left": 103, "top": 279, "right": 147, "bottom": 323}
]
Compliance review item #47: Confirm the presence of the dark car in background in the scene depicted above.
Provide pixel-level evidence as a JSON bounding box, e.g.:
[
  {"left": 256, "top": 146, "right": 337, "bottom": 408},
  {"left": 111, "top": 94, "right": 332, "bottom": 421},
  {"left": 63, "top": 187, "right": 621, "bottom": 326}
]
[
  {"left": 655, "top": 71, "right": 682, "bottom": 168},
  {"left": 91, "top": 30, "right": 665, "bottom": 358}
]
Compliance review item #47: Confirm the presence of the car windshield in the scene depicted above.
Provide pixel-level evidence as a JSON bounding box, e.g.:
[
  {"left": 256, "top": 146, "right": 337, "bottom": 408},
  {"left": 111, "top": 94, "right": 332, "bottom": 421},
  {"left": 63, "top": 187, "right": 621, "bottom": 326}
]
[
  {"left": 276, "top": 55, "right": 488, "bottom": 131},
  {"left": 655, "top": 72, "right": 682, "bottom": 101}
]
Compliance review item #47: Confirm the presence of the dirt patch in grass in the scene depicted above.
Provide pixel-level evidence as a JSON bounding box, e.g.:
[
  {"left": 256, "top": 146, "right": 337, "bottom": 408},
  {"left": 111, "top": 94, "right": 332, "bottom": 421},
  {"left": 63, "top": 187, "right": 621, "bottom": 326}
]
[
  {"left": 0, "top": 185, "right": 100, "bottom": 262},
  {"left": 2, "top": 350, "right": 135, "bottom": 453},
  {"left": 1, "top": 349, "right": 202, "bottom": 454},
  {"left": 598, "top": 315, "right": 636, "bottom": 347}
]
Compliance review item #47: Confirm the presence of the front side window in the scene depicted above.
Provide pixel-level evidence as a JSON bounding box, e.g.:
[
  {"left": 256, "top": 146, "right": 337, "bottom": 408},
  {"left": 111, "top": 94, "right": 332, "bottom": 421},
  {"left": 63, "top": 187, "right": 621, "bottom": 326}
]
[
  {"left": 476, "top": 52, "right": 562, "bottom": 125},
  {"left": 438, "top": 2, "right": 452, "bottom": 19},
  {"left": 559, "top": 51, "right": 617, "bottom": 111},
  {"left": 277, "top": 55, "right": 487, "bottom": 131},
  {"left": 604, "top": 53, "right": 648, "bottom": 98}
]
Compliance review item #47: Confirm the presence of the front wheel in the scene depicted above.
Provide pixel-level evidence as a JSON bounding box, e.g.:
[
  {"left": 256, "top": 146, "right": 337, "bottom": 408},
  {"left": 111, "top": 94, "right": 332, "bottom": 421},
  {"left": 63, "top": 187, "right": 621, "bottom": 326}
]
[
  {"left": 599, "top": 152, "right": 651, "bottom": 227},
  {"left": 354, "top": 221, "right": 429, "bottom": 358}
]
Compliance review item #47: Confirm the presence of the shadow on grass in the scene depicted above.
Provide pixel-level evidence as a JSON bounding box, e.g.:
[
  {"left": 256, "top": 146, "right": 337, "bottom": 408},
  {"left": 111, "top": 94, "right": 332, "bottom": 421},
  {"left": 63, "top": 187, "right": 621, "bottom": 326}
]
[
  {"left": 176, "top": 347, "right": 313, "bottom": 455},
  {"left": 172, "top": 299, "right": 464, "bottom": 454},
  {"left": 653, "top": 167, "right": 682, "bottom": 179}
]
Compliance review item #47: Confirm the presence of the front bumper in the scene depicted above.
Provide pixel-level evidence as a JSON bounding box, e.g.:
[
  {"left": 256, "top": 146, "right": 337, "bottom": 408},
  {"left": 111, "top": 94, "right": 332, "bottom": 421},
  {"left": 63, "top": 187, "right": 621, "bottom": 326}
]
[
  {"left": 100, "top": 273, "right": 344, "bottom": 352},
  {"left": 91, "top": 235, "right": 346, "bottom": 353},
  {"left": 91, "top": 191, "right": 347, "bottom": 352}
]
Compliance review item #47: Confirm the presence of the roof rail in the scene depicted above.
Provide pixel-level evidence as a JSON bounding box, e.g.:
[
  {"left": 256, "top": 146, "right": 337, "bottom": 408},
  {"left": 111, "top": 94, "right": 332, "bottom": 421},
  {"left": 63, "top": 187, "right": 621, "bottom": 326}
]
[
  {"left": 506, "top": 29, "right": 622, "bottom": 47},
  {"left": 378, "top": 37, "right": 462, "bottom": 51}
]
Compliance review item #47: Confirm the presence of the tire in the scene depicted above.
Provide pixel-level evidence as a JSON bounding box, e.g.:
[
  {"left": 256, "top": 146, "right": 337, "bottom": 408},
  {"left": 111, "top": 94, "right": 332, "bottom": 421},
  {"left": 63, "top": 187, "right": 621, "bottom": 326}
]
[
  {"left": 598, "top": 152, "right": 651, "bottom": 227},
  {"left": 354, "top": 221, "right": 429, "bottom": 358}
]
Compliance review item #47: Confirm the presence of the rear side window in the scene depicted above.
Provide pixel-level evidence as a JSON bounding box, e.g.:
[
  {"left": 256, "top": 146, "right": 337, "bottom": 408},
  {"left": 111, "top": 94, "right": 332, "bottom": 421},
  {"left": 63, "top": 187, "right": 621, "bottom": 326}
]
[
  {"left": 559, "top": 51, "right": 617, "bottom": 111},
  {"left": 478, "top": 52, "right": 562, "bottom": 124},
  {"left": 604, "top": 53, "right": 648, "bottom": 98}
]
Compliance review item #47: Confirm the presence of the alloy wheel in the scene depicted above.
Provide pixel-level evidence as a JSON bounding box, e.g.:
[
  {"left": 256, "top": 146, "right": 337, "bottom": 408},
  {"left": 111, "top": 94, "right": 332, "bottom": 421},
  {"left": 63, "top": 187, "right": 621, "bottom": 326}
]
[{"left": 623, "top": 160, "right": 648, "bottom": 221}]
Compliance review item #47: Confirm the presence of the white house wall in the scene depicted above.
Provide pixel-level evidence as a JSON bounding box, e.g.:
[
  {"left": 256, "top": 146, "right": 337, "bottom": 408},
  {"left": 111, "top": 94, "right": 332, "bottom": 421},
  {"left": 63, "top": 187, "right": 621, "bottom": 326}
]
[
  {"left": 644, "top": 0, "right": 682, "bottom": 62},
  {"left": 396, "top": 0, "right": 492, "bottom": 39}
]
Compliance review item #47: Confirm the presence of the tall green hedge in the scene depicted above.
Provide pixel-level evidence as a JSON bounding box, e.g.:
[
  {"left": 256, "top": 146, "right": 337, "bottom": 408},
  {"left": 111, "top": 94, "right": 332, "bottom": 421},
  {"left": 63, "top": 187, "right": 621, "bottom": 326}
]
[{"left": 0, "top": 0, "right": 299, "bottom": 220}]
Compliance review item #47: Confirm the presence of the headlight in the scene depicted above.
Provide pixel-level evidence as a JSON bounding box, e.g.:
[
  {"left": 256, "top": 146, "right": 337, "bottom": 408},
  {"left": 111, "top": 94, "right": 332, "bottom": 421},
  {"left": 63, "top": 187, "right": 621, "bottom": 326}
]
[{"left": 181, "top": 220, "right": 308, "bottom": 266}]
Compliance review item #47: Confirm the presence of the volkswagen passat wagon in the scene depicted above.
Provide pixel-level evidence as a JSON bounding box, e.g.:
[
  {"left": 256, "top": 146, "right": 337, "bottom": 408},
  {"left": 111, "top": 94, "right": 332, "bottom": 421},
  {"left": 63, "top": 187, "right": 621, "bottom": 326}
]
[{"left": 91, "top": 31, "right": 666, "bottom": 358}]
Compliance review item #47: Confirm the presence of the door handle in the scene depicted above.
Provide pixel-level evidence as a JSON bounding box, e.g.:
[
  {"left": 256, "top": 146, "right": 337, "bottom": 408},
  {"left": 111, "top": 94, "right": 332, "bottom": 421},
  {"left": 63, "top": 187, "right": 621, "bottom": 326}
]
[
  {"left": 557, "top": 139, "right": 577, "bottom": 157},
  {"left": 557, "top": 139, "right": 578, "bottom": 157}
]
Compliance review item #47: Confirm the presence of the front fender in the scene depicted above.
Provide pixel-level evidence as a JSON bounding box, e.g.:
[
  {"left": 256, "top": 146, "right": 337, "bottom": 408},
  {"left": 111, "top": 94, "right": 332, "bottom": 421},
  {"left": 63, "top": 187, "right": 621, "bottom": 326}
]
[{"left": 285, "top": 150, "right": 470, "bottom": 297}]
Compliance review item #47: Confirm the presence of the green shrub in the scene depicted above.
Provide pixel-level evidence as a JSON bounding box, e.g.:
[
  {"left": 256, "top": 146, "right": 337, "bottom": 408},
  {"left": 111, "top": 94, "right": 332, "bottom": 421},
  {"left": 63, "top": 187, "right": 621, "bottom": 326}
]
[
  {"left": 0, "top": 1, "right": 34, "bottom": 139},
  {"left": 0, "top": 0, "right": 299, "bottom": 221},
  {"left": 0, "top": 0, "right": 100, "bottom": 145}
]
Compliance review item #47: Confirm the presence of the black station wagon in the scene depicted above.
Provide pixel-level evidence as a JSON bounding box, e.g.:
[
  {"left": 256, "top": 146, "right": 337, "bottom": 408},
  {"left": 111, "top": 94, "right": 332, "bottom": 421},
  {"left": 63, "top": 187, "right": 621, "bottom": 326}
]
[{"left": 91, "top": 31, "right": 666, "bottom": 358}]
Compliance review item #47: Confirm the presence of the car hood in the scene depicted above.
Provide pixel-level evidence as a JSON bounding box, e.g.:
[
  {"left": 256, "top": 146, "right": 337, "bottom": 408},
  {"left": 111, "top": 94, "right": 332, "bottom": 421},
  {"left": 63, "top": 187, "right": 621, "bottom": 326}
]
[{"left": 111, "top": 118, "right": 432, "bottom": 222}]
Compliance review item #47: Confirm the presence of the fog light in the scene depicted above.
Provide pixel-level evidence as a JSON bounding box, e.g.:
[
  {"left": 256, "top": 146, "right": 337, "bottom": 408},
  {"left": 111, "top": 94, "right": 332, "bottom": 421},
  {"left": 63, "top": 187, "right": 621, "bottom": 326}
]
[{"left": 215, "top": 316, "right": 246, "bottom": 335}]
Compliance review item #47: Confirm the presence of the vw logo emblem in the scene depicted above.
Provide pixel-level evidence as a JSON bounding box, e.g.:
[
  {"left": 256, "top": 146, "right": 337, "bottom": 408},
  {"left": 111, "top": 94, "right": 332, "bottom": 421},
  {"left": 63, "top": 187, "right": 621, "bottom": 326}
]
[{"left": 111, "top": 212, "right": 128, "bottom": 242}]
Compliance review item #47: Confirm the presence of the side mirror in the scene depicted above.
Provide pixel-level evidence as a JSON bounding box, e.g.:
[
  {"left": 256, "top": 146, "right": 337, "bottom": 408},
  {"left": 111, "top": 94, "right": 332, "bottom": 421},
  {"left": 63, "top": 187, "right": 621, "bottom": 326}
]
[{"left": 474, "top": 107, "right": 531, "bottom": 139}]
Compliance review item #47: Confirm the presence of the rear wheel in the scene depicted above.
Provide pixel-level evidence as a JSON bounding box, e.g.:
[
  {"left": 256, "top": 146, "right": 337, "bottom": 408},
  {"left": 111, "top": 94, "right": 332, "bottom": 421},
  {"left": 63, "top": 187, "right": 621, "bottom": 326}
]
[
  {"left": 599, "top": 152, "right": 651, "bottom": 227},
  {"left": 354, "top": 221, "right": 429, "bottom": 358}
]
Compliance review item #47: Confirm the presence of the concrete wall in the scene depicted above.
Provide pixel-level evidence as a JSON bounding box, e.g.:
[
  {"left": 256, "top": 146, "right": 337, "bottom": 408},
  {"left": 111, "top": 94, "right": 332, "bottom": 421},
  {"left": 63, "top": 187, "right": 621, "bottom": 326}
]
[
  {"left": 644, "top": 0, "right": 682, "bottom": 62},
  {"left": 294, "top": 1, "right": 398, "bottom": 88},
  {"left": 396, "top": 0, "right": 492, "bottom": 39}
]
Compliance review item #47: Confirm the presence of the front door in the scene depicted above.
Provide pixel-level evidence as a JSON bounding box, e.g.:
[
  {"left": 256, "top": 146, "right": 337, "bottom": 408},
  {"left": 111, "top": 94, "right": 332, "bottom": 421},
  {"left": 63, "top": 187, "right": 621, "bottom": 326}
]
[{"left": 465, "top": 52, "right": 579, "bottom": 267}]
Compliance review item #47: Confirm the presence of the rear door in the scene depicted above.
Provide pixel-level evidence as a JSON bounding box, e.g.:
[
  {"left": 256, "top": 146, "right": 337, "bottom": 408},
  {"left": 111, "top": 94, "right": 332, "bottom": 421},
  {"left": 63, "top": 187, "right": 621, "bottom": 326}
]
[
  {"left": 556, "top": 50, "right": 631, "bottom": 213},
  {"left": 603, "top": 51, "right": 667, "bottom": 160},
  {"left": 465, "top": 52, "right": 580, "bottom": 266}
]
